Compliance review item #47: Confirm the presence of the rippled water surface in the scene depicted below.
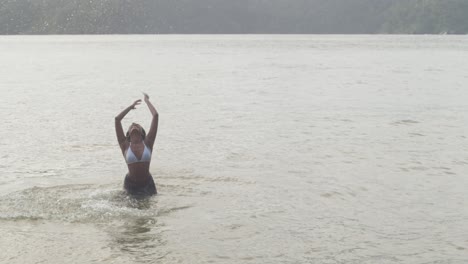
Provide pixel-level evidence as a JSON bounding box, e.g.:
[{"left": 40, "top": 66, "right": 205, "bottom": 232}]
[{"left": 0, "top": 35, "right": 467, "bottom": 263}]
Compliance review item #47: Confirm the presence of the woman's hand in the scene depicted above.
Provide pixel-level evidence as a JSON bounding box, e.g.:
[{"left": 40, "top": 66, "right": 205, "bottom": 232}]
[
  {"left": 131, "top": 99, "right": 142, "bottom": 109},
  {"left": 143, "top": 92, "right": 150, "bottom": 103},
  {"left": 116, "top": 99, "right": 142, "bottom": 146},
  {"left": 142, "top": 92, "right": 158, "bottom": 147},
  {"left": 142, "top": 92, "right": 158, "bottom": 117}
]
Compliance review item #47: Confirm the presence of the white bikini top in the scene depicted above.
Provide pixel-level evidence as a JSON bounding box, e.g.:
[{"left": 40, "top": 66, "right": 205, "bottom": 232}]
[{"left": 126, "top": 143, "right": 152, "bottom": 164}]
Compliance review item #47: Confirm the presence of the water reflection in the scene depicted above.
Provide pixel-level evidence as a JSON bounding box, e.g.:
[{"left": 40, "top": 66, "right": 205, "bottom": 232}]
[
  {"left": 121, "top": 193, "right": 154, "bottom": 210},
  {"left": 115, "top": 217, "right": 162, "bottom": 252},
  {"left": 110, "top": 197, "right": 166, "bottom": 262}
]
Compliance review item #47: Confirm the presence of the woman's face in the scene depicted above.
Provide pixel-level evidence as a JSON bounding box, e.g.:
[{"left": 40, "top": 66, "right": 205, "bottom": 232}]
[{"left": 128, "top": 123, "right": 143, "bottom": 139}]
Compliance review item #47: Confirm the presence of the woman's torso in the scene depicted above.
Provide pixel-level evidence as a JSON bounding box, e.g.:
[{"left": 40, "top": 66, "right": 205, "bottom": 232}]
[{"left": 125, "top": 141, "right": 152, "bottom": 183}]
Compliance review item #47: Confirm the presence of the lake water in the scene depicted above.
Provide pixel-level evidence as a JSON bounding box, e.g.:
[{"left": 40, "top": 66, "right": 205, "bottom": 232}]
[{"left": 0, "top": 35, "right": 467, "bottom": 263}]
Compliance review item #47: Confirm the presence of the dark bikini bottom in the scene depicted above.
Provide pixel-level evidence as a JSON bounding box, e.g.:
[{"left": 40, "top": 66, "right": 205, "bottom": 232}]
[{"left": 124, "top": 174, "right": 157, "bottom": 196}]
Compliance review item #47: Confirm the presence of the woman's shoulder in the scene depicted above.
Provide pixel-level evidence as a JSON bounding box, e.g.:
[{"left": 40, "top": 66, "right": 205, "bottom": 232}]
[
  {"left": 120, "top": 141, "right": 130, "bottom": 151},
  {"left": 144, "top": 139, "right": 154, "bottom": 151}
]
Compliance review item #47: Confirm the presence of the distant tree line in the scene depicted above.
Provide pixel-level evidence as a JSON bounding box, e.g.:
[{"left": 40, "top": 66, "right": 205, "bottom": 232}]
[{"left": 0, "top": 0, "right": 467, "bottom": 34}]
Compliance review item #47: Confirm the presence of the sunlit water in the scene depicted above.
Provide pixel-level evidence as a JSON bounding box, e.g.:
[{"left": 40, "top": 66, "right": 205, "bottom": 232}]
[{"left": 0, "top": 35, "right": 467, "bottom": 263}]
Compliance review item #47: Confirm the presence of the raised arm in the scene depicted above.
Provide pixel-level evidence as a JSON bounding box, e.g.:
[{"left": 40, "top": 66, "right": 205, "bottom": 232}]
[
  {"left": 143, "top": 93, "right": 159, "bottom": 149},
  {"left": 115, "top": 99, "right": 141, "bottom": 153}
]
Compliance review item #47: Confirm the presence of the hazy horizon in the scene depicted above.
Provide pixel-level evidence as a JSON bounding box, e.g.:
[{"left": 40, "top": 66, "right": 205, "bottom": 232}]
[{"left": 1, "top": 0, "right": 468, "bottom": 35}]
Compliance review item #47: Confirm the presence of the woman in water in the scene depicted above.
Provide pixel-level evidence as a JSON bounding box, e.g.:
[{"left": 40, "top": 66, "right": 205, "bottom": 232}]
[{"left": 115, "top": 93, "right": 159, "bottom": 195}]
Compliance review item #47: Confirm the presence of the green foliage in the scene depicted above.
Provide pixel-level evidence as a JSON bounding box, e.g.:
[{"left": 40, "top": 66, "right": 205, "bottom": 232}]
[{"left": 0, "top": 0, "right": 467, "bottom": 34}]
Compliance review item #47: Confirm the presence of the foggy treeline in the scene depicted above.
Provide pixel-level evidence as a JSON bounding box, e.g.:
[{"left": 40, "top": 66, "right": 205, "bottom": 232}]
[{"left": 1, "top": 0, "right": 468, "bottom": 34}]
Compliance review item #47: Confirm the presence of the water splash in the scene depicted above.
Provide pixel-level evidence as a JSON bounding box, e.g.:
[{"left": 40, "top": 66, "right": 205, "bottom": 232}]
[{"left": 0, "top": 184, "right": 161, "bottom": 223}]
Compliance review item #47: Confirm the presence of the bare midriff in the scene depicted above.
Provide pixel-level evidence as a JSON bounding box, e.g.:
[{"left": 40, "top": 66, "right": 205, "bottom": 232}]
[{"left": 127, "top": 162, "right": 152, "bottom": 183}]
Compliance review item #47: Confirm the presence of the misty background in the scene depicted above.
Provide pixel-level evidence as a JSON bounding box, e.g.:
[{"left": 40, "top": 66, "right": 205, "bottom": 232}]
[{"left": 1, "top": 0, "right": 468, "bottom": 34}]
